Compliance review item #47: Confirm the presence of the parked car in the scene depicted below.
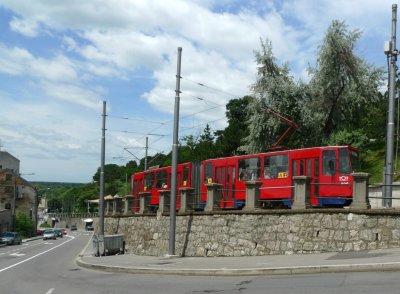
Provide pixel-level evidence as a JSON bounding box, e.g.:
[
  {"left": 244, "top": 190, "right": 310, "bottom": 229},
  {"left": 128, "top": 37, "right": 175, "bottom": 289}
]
[
  {"left": 0, "top": 232, "right": 22, "bottom": 245},
  {"left": 43, "top": 229, "right": 57, "bottom": 240},
  {"left": 70, "top": 224, "right": 77, "bottom": 231},
  {"left": 61, "top": 228, "right": 67, "bottom": 235}
]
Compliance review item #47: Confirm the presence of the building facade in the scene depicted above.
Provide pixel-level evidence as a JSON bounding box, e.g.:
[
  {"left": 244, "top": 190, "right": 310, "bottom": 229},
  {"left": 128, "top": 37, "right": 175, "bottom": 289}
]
[{"left": 0, "top": 151, "right": 36, "bottom": 234}]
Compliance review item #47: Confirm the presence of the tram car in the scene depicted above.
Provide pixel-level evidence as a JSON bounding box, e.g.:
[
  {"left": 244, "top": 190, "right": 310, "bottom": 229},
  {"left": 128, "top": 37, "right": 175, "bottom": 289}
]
[
  {"left": 131, "top": 162, "right": 201, "bottom": 212},
  {"left": 201, "top": 145, "right": 360, "bottom": 208},
  {"left": 131, "top": 146, "right": 360, "bottom": 211}
]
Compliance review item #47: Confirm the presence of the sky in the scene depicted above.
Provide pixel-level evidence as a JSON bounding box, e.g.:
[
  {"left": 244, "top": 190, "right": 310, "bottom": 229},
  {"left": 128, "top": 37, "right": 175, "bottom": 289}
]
[{"left": 0, "top": 0, "right": 396, "bottom": 183}]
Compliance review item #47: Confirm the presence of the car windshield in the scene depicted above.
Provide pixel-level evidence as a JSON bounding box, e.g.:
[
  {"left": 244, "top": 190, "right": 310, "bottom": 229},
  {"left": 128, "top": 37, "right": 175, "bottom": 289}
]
[
  {"left": 44, "top": 230, "right": 54, "bottom": 234},
  {"left": 1, "top": 232, "right": 14, "bottom": 237}
]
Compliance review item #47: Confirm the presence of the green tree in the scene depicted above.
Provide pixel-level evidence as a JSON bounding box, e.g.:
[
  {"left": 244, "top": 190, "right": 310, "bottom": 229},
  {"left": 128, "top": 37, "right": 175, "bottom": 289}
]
[
  {"left": 92, "top": 164, "right": 124, "bottom": 183},
  {"left": 215, "top": 96, "right": 250, "bottom": 156},
  {"left": 306, "top": 20, "right": 384, "bottom": 145},
  {"left": 15, "top": 212, "right": 34, "bottom": 238},
  {"left": 240, "top": 39, "right": 304, "bottom": 153}
]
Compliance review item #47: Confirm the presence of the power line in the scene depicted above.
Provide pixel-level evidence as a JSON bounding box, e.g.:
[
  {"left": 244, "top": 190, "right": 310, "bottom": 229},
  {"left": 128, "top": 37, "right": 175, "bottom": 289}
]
[
  {"left": 107, "top": 115, "right": 172, "bottom": 126},
  {"left": 182, "top": 76, "right": 247, "bottom": 99}
]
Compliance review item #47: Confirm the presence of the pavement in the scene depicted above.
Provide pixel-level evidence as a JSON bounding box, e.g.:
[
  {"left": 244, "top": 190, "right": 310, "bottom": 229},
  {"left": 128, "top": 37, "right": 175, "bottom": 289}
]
[{"left": 75, "top": 239, "right": 400, "bottom": 276}]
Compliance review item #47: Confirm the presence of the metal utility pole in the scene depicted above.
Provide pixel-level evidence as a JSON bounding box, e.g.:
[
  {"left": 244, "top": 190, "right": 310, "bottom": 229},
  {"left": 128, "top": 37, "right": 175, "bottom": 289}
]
[
  {"left": 384, "top": 4, "right": 398, "bottom": 208},
  {"left": 169, "top": 47, "right": 182, "bottom": 256},
  {"left": 99, "top": 101, "right": 106, "bottom": 245},
  {"left": 145, "top": 136, "right": 148, "bottom": 171}
]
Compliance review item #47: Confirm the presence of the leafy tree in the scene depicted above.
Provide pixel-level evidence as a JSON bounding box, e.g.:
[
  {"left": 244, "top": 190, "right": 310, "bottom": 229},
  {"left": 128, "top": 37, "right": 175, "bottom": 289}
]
[
  {"left": 180, "top": 134, "right": 200, "bottom": 162},
  {"left": 197, "top": 124, "right": 216, "bottom": 160},
  {"left": 15, "top": 212, "right": 34, "bottom": 238},
  {"left": 306, "top": 20, "right": 384, "bottom": 145},
  {"left": 215, "top": 96, "right": 251, "bottom": 156},
  {"left": 240, "top": 39, "right": 304, "bottom": 153},
  {"left": 92, "top": 164, "right": 124, "bottom": 183}
]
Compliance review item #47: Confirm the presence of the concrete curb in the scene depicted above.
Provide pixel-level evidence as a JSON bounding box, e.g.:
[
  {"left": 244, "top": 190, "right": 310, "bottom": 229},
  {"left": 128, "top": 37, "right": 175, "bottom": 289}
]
[{"left": 75, "top": 257, "right": 400, "bottom": 276}]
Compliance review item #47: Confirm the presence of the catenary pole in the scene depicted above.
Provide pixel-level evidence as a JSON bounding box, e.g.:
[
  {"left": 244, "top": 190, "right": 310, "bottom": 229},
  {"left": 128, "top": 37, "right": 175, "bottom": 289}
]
[
  {"left": 169, "top": 47, "right": 182, "bottom": 256},
  {"left": 384, "top": 4, "right": 397, "bottom": 208},
  {"left": 145, "top": 136, "right": 148, "bottom": 171},
  {"left": 99, "top": 101, "right": 106, "bottom": 240}
]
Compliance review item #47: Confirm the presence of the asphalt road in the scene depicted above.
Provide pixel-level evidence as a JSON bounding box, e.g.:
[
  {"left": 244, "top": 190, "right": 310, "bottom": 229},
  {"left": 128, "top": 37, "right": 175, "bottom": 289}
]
[{"left": 1, "top": 232, "right": 400, "bottom": 294}]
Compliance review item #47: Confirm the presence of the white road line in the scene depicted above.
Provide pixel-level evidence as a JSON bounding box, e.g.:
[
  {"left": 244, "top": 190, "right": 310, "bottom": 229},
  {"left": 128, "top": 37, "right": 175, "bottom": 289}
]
[
  {"left": 9, "top": 253, "right": 25, "bottom": 257},
  {"left": 0, "top": 236, "right": 75, "bottom": 273},
  {"left": 46, "top": 288, "right": 55, "bottom": 294}
]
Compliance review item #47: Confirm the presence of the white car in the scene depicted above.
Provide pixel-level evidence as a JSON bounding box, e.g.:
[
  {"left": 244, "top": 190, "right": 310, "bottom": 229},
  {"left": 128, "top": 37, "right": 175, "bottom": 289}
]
[{"left": 43, "top": 229, "right": 57, "bottom": 240}]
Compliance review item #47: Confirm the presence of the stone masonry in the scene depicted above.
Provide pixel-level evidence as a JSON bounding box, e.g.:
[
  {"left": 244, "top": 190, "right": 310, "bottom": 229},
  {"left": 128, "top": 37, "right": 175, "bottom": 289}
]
[{"left": 102, "top": 210, "right": 400, "bottom": 257}]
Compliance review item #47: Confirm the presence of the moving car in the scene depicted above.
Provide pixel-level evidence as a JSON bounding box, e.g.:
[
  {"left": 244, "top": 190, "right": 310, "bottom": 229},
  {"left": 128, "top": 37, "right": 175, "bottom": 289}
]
[
  {"left": 43, "top": 229, "right": 57, "bottom": 240},
  {"left": 54, "top": 228, "right": 63, "bottom": 238},
  {"left": 0, "top": 232, "right": 22, "bottom": 245}
]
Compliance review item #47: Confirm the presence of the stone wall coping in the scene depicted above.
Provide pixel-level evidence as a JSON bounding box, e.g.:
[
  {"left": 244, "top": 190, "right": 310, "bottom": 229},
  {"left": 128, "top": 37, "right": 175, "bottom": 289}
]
[{"left": 102, "top": 208, "right": 400, "bottom": 218}]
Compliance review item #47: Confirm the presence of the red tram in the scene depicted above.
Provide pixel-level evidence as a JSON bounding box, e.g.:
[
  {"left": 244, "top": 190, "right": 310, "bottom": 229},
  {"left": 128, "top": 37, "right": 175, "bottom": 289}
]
[
  {"left": 131, "top": 146, "right": 360, "bottom": 211},
  {"left": 131, "top": 162, "right": 199, "bottom": 212},
  {"left": 201, "top": 145, "right": 360, "bottom": 208}
]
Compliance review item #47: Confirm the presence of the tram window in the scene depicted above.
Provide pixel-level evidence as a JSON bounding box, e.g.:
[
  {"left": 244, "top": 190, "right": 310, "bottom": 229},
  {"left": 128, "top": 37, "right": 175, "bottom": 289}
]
[
  {"left": 339, "top": 148, "right": 351, "bottom": 174},
  {"left": 204, "top": 162, "right": 213, "bottom": 184},
  {"left": 307, "top": 160, "right": 312, "bottom": 176},
  {"left": 144, "top": 172, "right": 155, "bottom": 190},
  {"left": 299, "top": 160, "right": 304, "bottom": 175},
  {"left": 322, "top": 150, "right": 336, "bottom": 175},
  {"left": 156, "top": 170, "right": 168, "bottom": 188},
  {"left": 349, "top": 149, "right": 361, "bottom": 172},
  {"left": 239, "top": 157, "right": 260, "bottom": 181},
  {"left": 314, "top": 160, "right": 319, "bottom": 177},
  {"left": 215, "top": 167, "right": 225, "bottom": 184},
  {"left": 183, "top": 166, "right": 189, "bottom": 185},
  {"left": 264, "top": 154, "right": 289, "bottom": 179}
]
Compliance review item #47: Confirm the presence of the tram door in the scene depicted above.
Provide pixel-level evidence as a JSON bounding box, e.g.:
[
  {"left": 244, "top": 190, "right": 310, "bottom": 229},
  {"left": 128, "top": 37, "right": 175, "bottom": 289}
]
[
  {"left": 215, "top": 166, "right": 226, "bottom": 208},
  {"left": 292, "top": 158, "right": 318, "bottom": 206},
  {"left": 307, "top": 158, "right": 319, "bottom": 206},
  {"left": 226, "top": 165, "right": 236, "bottom": 208},
  {"left": 215, "top": 165, "right": 236, "bottom": 208}
]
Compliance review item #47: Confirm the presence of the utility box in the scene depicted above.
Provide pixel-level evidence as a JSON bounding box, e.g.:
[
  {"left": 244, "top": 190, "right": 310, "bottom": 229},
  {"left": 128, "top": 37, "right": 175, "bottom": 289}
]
[{"left": 103, "top": 234, "right": 125, "bottom": 256}]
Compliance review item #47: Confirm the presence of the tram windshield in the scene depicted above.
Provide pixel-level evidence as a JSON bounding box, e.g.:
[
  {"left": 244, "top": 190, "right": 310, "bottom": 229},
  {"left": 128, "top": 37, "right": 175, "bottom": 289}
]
[{"left": 349, "top": 149, "right": 361, "bottom": 172}]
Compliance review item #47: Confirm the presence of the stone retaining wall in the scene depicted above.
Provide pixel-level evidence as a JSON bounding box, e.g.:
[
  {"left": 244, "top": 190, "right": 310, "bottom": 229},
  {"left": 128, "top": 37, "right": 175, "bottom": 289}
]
[{"left": 102, "top": 209, "right": 400, "bottom": 257}]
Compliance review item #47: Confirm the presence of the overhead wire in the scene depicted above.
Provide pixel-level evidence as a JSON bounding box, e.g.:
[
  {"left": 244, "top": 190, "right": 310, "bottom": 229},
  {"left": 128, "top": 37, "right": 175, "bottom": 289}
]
[{"left": 108, "top": 77, "right": 249, "bottom": 162}]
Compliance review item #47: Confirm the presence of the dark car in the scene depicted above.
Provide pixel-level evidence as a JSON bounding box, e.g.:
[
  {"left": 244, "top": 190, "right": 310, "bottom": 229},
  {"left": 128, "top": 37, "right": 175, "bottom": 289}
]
[
  {"left": 0, "top": 232, "right": 22, "bottom": 245},
  {"left": 70, "top": 224, "right": 77, "bottom": 231},
  {"left": 86, "top": 225, "right": 94, "bottom": 231},
  {"left": 54, "top": 228, "right": 63, "bottom": 238}
]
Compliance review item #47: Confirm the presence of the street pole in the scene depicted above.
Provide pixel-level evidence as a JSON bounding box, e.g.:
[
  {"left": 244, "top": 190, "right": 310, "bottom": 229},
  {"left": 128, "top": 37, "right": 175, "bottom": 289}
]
[
  {"left": 99, "top": 101, "right": 106, "bottom": 247},
  {"left": 384, "top": 4, "right": 398, "bottom": 208},
  {"left": 145, "top": 136, "right": 148, "bottom": 171},
  {"left": 169, "top": 47, "right": 182, "bottom": 256}
]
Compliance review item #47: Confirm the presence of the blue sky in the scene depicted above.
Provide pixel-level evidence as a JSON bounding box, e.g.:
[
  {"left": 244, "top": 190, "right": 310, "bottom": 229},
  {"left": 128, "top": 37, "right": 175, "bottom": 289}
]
[{"left": 0, "top": 0, "right": 395, "bottom": 183}]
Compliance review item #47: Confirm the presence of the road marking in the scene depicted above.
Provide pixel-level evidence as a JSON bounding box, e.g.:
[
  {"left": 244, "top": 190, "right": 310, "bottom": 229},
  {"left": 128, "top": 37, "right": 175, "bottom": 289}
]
[
  {"left": 0, "top": 237, "right": 74, "bottom": 273},
  {"left": 10, "top": 253, "right": 25, "bottom": 257},
  {"left": 46, "top": 288, "right": 55, "bottom": 294}
]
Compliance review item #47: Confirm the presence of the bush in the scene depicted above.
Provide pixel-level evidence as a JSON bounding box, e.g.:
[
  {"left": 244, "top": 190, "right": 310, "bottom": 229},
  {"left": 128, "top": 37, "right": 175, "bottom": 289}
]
[{"left": 15, "top": 212, "right": 34, "bottom": 238}]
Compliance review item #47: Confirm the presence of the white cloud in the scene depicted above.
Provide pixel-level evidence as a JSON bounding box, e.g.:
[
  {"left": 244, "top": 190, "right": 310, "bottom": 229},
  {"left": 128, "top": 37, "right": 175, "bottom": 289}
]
[{"left": 9, "top": 16, "right": 39, "bottom": 37}]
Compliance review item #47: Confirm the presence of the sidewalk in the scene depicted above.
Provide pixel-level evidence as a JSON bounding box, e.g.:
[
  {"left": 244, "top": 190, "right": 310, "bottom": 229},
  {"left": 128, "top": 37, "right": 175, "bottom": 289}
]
[{"left": 76, "top": 244, "right": 400, "bottom": 276}]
